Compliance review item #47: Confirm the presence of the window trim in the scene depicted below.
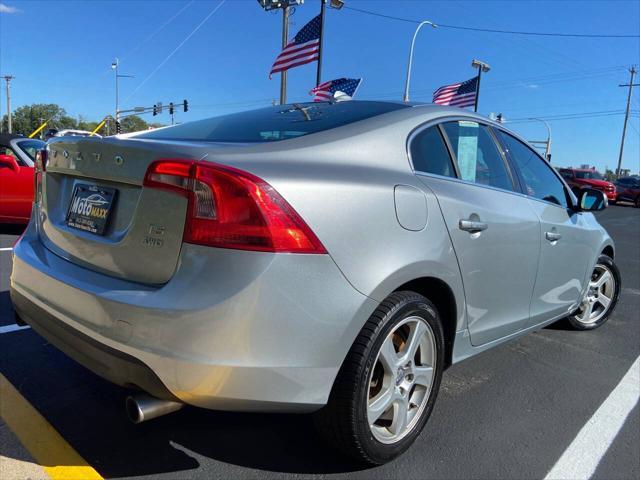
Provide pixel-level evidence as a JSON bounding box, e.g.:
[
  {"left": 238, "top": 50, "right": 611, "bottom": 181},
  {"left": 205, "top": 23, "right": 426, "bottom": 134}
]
[
  {"left": 492, "top": 127, "right": 575, "bottom": 210},
  {"left": 407, "top": 115, "right": 523, "bottom": 196},
  {"left": 406, "top": 123, "right": 459, "bottom": 179},
  {"left": 439, "top": 119, "right": 519, "bottom": 193}
]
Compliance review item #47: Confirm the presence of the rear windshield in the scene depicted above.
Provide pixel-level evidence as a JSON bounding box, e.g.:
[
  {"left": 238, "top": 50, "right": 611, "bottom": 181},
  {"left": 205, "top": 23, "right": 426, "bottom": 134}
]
[{"left": 136, "top": 101, "right": 407, "bottom": 143}]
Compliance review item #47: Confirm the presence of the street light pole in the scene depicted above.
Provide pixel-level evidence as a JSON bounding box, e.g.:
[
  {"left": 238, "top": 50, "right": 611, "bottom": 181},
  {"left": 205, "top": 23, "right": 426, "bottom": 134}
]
[
  {"left": 471, "top": 59, "right": 490, "bottom": 113},
  {"left": 529, "top": 117, "right": 552, "bottom": 161},
  {"left": 112, "top": 58, "right": 119, "bottom": 123},
  {"left": 111, "top": 58, "right": 134, "bottom": 124},
  {"left": 403, "top": 21, "right": 437, "bottom": 102}
]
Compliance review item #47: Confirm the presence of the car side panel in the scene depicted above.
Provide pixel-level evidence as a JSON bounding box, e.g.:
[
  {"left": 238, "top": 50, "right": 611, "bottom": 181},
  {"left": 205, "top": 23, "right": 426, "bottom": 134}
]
[
  {"left": 420, "top": 176, "right": 540, "bottom": 346},
  {"left": 525, "top": 202, "right": 596, "bottom": 326},
  {"left": 0, "top": 165, "right": 34, "bottom": 223}
]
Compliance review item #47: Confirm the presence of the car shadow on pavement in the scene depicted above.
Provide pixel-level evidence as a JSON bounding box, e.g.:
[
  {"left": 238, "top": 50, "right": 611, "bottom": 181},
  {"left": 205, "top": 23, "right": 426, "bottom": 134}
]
[
  {"left": 0, "top": 224, "right": 25, "bottom": 236},
  {"left": 150, "top": 407, "right": 370, "bottom": 475},
  {"left": 99, "top": 405, "right": 371, "bottom": 477},
  {"left": 0, "top": 336, "right": 369, "bottom": 478},
  {"left": 0, "top": 291, "right": 15, "bottom": 326}
]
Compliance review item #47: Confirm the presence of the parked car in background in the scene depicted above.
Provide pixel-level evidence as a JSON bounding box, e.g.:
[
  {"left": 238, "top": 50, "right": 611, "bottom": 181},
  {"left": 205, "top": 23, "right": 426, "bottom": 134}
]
[
  {"left": 0, "top": 133, "right": 44, "bottom": 225},
  {"left": 53, "top": 129, "right": 101, "bottom": 139},
  {"left": 558, "top": 167, "right": 617, "bottom": 202},
  {"left": 614, "top": 176, "right": 640, "bottom": 207},
  {"left": 11, "top": 102, "right": 619, "bottom": 465}
]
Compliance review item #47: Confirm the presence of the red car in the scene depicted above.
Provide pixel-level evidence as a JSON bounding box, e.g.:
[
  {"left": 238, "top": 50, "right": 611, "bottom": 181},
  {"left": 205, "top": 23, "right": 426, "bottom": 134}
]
[
  {"left": 0, "top": 134, "right": 44, "bottom": 225},
  {"left": 558, "top": 168, "right": 617, "bottom": 202},
  {"left": 614, "top": 176, "right": 640, "bottom": 207}
]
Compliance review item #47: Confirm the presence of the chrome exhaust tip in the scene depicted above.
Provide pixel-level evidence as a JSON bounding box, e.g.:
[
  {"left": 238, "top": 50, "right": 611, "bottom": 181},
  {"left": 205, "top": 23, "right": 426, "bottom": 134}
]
[{"left": 125, "top": 393, "right": 184, "bottom": 424}]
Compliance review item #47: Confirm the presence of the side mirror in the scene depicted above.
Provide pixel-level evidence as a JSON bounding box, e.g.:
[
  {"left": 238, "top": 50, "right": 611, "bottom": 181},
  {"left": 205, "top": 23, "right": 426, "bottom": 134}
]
[
  {"left": 578, "top": 188, "right": 607, "bottom": 211},
  {"left": 0, "top": 154, "right": 20, "bottom": 173}
]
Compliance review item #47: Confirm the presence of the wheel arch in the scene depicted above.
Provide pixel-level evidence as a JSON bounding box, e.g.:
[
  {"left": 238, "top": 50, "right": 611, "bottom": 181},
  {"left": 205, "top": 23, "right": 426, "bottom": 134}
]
[
  {"left": 393, "top": 277, "right": 458, "bottom": 369},
  {"left": 602, "top": 244, "right": 614, "bottom": 259}
]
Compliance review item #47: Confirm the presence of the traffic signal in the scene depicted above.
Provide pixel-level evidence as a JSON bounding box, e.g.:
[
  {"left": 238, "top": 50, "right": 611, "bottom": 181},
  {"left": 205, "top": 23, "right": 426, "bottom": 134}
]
[
  {"left": 153, "top": 104, "right": 157, "bottom": 116},
  {"left": 183, "top": 99, "right": 188, "bottom": 112},
  {"left": 116, "top": 121, "right": 121, "bottom": 134},
  {"left": 169, "top": 103, "right": 174, "bottom": 115}
]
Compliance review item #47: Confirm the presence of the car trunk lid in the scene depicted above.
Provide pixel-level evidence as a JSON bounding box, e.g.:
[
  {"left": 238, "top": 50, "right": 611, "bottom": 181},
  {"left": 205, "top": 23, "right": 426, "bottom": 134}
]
[{"left": 39, "top": 136, "right": 202, "bottom": 284}]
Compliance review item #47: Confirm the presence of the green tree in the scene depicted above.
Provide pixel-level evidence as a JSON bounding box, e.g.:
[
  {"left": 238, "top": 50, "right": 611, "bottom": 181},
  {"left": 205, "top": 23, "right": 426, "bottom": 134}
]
[
  {"left": 603, "top": 168, "right": 615, "bottom": 181},
  {"left": 1, "top": 104, "right": 77, "bottom": 136},
  {"left": 120, "top": 115, "right": 148, "bottom": 133}
]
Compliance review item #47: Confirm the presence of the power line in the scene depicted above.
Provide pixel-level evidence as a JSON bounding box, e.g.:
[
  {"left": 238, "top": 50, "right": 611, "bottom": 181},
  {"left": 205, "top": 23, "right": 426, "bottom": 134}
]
[
  {"left": 124, "top": 0, "right": 227, "bottom": 104},
  {"left": 508, "top": 110, "right": 639, "bottom": 123},
  {"left": 343, "top": 6, "right": 640, "bottom": 38},
  {"left": 120, "top": 0, "right": 195, "bottom": 62}
]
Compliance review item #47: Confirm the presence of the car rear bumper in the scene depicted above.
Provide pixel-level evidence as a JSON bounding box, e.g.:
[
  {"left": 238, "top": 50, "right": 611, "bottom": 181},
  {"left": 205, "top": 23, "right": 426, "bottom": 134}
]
[{"left": 10, "top": 221, "right": 376, "bottom": 412}]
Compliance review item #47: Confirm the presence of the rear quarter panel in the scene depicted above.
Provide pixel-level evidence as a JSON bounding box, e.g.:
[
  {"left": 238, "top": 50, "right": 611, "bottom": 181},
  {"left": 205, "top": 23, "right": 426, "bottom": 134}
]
[{"left": 195, "top": 109, "right": 468, "bottom": 333}]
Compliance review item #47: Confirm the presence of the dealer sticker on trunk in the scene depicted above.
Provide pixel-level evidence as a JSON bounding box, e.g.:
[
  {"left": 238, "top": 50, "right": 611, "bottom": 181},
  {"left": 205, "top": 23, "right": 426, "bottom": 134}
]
[{"left": 66, "top": 184, "right": 117, "bottom": 235}]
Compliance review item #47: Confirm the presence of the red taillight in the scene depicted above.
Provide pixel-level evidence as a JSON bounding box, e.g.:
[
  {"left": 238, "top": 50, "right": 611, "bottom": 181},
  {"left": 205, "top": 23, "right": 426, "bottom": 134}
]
[{"left": 143, "top": 159, "right": 326, "bottom": 254}]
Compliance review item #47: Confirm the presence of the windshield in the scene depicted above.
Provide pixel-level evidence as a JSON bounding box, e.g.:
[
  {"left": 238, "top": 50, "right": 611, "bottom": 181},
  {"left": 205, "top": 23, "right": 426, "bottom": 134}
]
[
  {"left": 574, "top": 170, "right": 603, "bottom": 180},
  {"left": 136, "top": 101, "right": 408, "bottom": 143},
  {"left": 16, "top": 139, "right": 45, "bottom": 160}
]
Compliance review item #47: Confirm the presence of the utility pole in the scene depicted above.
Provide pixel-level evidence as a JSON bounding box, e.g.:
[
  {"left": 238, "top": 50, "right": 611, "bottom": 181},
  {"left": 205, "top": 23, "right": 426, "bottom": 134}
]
[
  {"left": 3, "top": 75, "right": 14, "bottom": 133},
  {"left": 616, "top": 66, "right": 639, "bottom": 178},
  {"left": 471, "top": 60, "right": 490, "bottom": 113}
]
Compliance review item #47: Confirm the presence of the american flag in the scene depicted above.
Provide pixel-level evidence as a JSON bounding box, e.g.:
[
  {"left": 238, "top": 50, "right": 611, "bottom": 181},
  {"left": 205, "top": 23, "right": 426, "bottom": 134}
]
[
  {"left": 432, "top": 76, "right": 478, "bottom": 108},
  {"left": 309, "top": 77, "right": 362, "bottom": 101},
  {"left": 269, "top": 14, "right": 321, "bottom": 78}
]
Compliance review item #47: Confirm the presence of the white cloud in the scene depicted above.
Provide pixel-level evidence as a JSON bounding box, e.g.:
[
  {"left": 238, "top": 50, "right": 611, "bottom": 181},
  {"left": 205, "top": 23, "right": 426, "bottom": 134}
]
[{"left": 0, "top": 3, "right": 20, "bottom": 14}]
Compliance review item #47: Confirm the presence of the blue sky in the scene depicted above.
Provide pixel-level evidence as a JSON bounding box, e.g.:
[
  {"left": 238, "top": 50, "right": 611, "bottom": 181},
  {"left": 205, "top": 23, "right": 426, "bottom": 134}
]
[{"left": 0, "top": 0, "right": 638, "bottom": 172}]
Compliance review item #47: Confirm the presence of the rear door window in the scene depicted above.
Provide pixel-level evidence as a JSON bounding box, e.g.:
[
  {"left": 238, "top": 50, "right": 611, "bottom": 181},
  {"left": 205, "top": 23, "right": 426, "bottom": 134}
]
[
  {"left": 442, "top": 121, "right": 515, "bottom": 191},
  {"left": 410, "top": 126, "right": 456, "bottom": 178}
]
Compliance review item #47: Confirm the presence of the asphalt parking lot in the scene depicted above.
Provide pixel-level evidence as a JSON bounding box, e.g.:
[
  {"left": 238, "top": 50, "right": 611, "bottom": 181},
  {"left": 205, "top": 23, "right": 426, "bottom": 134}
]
[{"left": 1, "top": 205, "right": 638, "bottom": 480}]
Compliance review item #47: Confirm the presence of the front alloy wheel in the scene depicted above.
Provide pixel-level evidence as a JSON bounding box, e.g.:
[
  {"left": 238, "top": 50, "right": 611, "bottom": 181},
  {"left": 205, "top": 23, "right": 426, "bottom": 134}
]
[{"left": 568, "top": 255, "right": 620, "bottom": 330}]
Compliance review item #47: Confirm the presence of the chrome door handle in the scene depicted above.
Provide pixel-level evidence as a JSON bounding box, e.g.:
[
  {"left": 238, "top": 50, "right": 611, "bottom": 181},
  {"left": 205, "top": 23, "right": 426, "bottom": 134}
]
[
  {"left": 545, "top": 231, "right": 562, "bottom": 242},
  {"left": 459, "top": 219, "right": 488, "bottom": 233}
]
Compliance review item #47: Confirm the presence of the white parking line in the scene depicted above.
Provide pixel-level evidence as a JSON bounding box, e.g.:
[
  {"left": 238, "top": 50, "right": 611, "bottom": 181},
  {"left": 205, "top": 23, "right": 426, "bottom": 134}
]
[
  {"left": 545, "top": 356, "right": 640, "bottom": 480},
  {"left": 0, "top": 247, "right": 14, "bottom": 252},
  {"left": 0, "top": 324, "right": 30, "bottom": 334}
]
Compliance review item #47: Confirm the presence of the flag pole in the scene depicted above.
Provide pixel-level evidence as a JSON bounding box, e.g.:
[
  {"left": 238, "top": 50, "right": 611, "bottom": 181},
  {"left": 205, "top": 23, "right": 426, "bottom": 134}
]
[
  {"left": 471, "top": 59, "right": 490, "bottom": 113},
  {"left": 316, "top": 0, "right": 327, "bottom": 87},
  {"left": 280, "top": 6, "right": 290, "bottom": 105}
]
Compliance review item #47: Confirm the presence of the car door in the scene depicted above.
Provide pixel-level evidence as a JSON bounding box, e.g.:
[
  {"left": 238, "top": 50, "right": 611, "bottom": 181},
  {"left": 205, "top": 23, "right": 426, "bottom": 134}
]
[
  {"left": 410, "top": 120, "right": 541, "bottom": 346},
  {"left": 616, "top": 178, "right": 637, "bottom": 202},
  {"left": 495, "top": 130, "right": 595, "bottom": 326},
  {"left": 0, "top": 145, "right": 34, "bottom": 222}
]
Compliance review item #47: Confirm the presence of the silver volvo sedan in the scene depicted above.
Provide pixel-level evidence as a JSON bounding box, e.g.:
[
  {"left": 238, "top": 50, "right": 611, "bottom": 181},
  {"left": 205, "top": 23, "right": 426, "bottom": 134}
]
[{"left": 11, "top": 101, "right": 620, "bottom": 464}]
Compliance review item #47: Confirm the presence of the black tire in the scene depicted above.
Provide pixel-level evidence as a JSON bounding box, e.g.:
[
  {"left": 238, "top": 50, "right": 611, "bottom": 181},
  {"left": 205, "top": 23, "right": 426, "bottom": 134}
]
[
  {"left": 567, "top": 255, "right": 621, "bottom": 330},
  {"left": 635, "top": 196, "right": 640, "bottom": 208},
  {"left": 314, "top": 291, "right": 444, "bottom": 465}
]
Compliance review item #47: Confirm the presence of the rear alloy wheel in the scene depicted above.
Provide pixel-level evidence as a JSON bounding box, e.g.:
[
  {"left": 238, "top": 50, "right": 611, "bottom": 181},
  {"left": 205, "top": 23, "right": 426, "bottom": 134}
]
[
  {"left": 314, "top": 291, "right": 444, "bottom": 464},
  {"left": 567, "top": 255, "right": 620, "bottom": 330}
]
